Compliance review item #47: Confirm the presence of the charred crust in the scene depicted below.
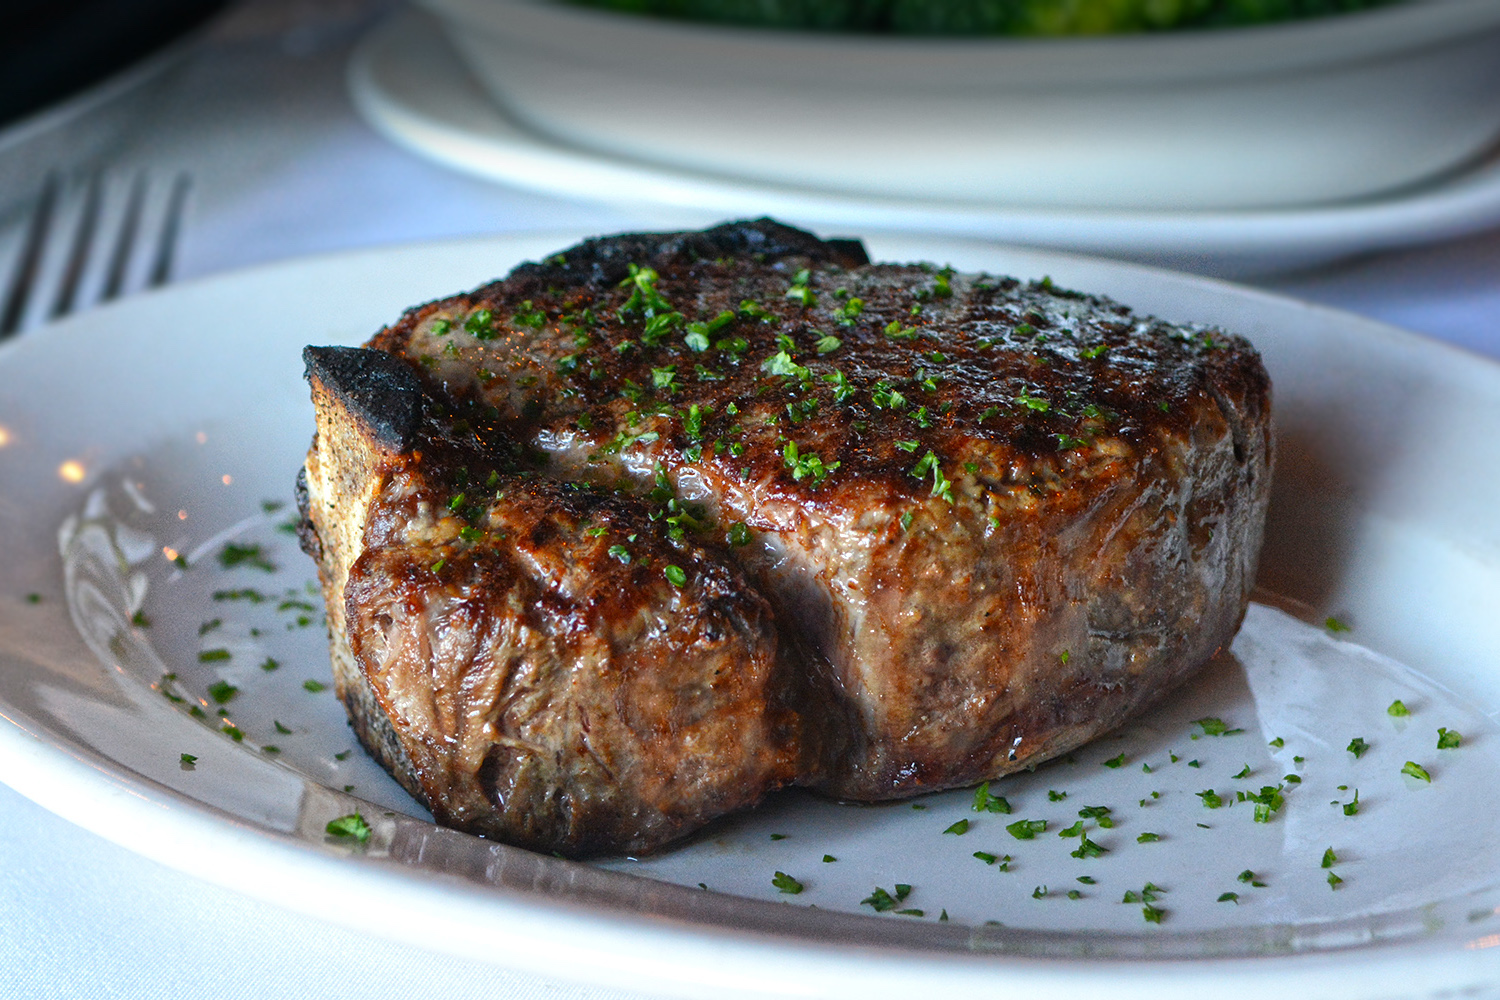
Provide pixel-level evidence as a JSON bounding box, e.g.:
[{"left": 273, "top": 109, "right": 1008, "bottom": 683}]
[
  {"left": 506, "top": 217, "right": 869, "bottom": 290},
  {"left": 293, "top": 465, "right": 321, "bottom": 563},
  {"left": 303, "top": 345, "right": 427, "bottom": 452}
]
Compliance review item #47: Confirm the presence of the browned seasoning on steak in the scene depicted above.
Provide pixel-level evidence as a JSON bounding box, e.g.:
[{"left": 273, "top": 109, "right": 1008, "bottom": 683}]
[{"left": 300, "top": 219, "right": 1273, "bottom": 856}]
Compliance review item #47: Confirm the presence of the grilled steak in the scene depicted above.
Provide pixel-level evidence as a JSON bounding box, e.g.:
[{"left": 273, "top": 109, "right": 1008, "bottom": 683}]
[{"left": 301, "top": 219, "right": 1272, "bottom": 855}]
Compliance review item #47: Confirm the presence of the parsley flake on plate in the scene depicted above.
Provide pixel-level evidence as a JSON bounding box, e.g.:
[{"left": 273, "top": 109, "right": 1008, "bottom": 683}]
[
  {"left": 771, "top": 871, "right": 803, "bottom": 894},
  {"left": 325, "top": 812, "right": 371, "bottom": 844},
  {"left": 972, "top": 781, "right": 1012, "bottom": 814},
  {"left": 1006, "top": 819, "right": 1047, "bottom": 840},
  {"left": 1402, "top": 761, "right": 1432, "bottom": 782}
]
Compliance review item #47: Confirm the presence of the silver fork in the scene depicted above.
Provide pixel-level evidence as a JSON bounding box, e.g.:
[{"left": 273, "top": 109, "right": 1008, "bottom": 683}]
[{"left": 0, "top": 169, "right": 192, "bottom": 340}]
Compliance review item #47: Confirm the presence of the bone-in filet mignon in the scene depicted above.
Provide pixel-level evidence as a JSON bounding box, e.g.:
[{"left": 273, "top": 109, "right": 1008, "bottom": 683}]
[{"left": 298, "top": 219, "right": 1273, "bottom": 856}]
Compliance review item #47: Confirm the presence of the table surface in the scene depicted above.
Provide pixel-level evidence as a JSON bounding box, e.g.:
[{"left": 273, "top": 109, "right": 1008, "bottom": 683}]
[{"left": 5, "top": 2, "right": 1500, "bottom": 996}]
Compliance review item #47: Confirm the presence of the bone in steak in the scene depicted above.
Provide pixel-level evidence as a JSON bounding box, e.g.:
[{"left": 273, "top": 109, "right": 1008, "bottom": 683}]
[{"left": 298, "top": 219, "right": 1273, "bottom": 856}]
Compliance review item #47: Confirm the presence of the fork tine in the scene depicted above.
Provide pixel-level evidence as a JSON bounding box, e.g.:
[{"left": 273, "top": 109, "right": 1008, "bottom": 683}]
[
  {"left": 147, "top": 173, "right": 191, "bottom": 289},
  {"left": 1, "top": 172, "right": 61, "bottom": 338},
  {"left": 50, "top": 171, "right": 104, "bottom": 321},
  {"left": 101, "top": 173, "right": 147, "bottom": 303}
]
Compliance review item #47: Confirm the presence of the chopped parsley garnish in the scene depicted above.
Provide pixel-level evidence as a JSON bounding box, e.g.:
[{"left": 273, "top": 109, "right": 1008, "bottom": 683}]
[
  {"left": 218, "top": 543, "right": 276, "bottom": 573},
  {"left": 1193, "top": 717, "right": 1244, "bottom": 737},
  {"left": 1196, "top": 789, "right": 1224, "bottom": 809},
  {"left": 1269, "top": 737, "right": 1285, "bottom": 749},
  {"left": 769, "top": 833, "right": 786, "bottom": 841},
  {"left": 1232, "top": 764, "right": 1252, "bottom": 779},
  {"left": 771, "top": 871, "right": 803, "bottom": 894},
  {"left": 1339, "top": 789, "right": 1361, "bottom": 815},
  {"left": 1238, "top": 785, "right": 1286, "bottom": 823},
  {"left": 1327, "top": 871, "right": 1344, "bottom": 890},
  {"left": 207, "top": 681, "right": 238, "bottom": 704},
  {"left": 1142, "top": 904, "right": 1165, "bottom": 924},
  {"left": 1347, "top": 737, "right": 1370, "bottom": 759},
  {"left": 1032, "top": 885, "right": 1048, "bottom": 899},
  {"left": 1015, "top": 388, "right": 1050, "bottom": 413},
  {"left": 179, "top": 753, "right": 197, "bottom": 765},
  {"left": 727, "top": 523, "right": 752, "bottom": 547},
  {"left": 608, "top": 544, "right": 631, "bottom": 564},
  {"left": 1438, "top": 727, "right": 1463, "bottom": 749},
  {"left": 1325, "top": 616, "right": 1351, "bottom": 633},
  {"left": 1137, "top": 832, "right": 1161, "bottom": 843},
  {"left": 1070, "top": 832, "right": 1107, "bottom": 859},
  {"left": 944, "top": 819, "right": 970, "bottom": 835},
  {"left": 1047, "top": 789, "right": 1067, "bottom": 802},
  {"left": 663, "top": 565, "right": 687, "bottom": 588},
  {"left": 326, "top": 812, "right": 371, "bottom": 844},
  {"left": 1102, "top": 753, "right": 1126, "bottom": 769},
  {"left": 464, "top": 308, "right": 495, "bottom": 339},
  {"left": 131, "top": 610, "right": 151, "bottom": 627},
  {"left": 1077, "top": 805, "right": 1113, "bottom": 827},
  {"left": 1321, "top": 847, "right": 1337, "bottom": 868},
  {"left": 783, "top": 441, "right": 839, "bottom": 485},
  {"left": 1005, "top": 819, "right": 1047, "bottom": 840},
  {"left": 1218, "top": 892, "right": 1238, "bottom": 903},
  {"left": 511, "top": 301, "right": 546, "bottom": 328},
  {"left": 1388, "top": 699, "right": 1411, "bottom": 717},
  {"left": 1058, "top": 820, "right": 1084, "bottom": 838},
  {"left": 197, "top": 649, "right": 230, "bottom": 663},
  {"left": 1077, "top": 876, "right": 1096, "bottom": 885},
  {"left": 972, "top": 851, "right": 999, "bottom": 864},
  {"left": 1401, "top": 761, "right": 1432, "bottom": 782},
  {"left": 871, "top": 380, "right": 907, "bottom": 410},
  {"left": 303, "top": 679, "right": 328, "bottom": 693},
  {"left": 972, "top": 782, "right": 1012, "bottom": 814},
  {"left": 861, "top": 884, "right": 912, "bottom": 912},
  {"left": 883, "top": 320, "right": 919, "bottom": 342},
  {"left": 1067, "top": 890, "right": 1083, "bottom": 900},
  {"left": 274, "top": 720, "right": 292, "bottom": 734},
  {"left": 815, "top": 334, "right": 843, "bottom": 354},
  {"left": 823, "top": 855, "right": 836, "bottom": 863}
]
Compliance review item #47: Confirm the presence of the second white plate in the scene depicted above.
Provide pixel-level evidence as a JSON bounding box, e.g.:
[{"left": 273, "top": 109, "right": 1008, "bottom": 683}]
[{"left": 348, "top": 9, "right": 1500, "bottom": 279}]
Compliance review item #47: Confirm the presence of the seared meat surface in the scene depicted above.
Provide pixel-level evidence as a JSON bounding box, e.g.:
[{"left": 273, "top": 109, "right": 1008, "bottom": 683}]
[
  {"left": 301, "top": 219, "right": 1272, "bottom": 854},
  {"left": 301, "top": 346, "right": 798, "bottom": 856}
]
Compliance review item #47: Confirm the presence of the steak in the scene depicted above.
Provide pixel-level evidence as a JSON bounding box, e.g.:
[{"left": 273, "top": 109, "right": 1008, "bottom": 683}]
[{"left": 300, "top": 219, "right": 1273, "bottom": 855}]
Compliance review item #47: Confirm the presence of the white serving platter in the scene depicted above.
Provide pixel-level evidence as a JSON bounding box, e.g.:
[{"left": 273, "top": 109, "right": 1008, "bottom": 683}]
[
  {"left": 2, "top": 232, "right": 1500, "bottom": 1000},
  {"left": 347, "top": 8, "right": 1500, "bottom": 278}
]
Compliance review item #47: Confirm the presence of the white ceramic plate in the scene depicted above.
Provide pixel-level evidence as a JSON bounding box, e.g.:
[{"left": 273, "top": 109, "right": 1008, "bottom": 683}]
[
  {"left": 4, "top": 232, "right": 1500, "bottom": 1000},
  {"left": 347, "top": 8, "right": 1500, "bottom": 278}
]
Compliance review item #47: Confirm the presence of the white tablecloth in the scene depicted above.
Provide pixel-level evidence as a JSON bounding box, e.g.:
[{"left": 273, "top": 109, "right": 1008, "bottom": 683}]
[{"left": 4, "top": 2, "right": 1500, "bottom": 996}]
